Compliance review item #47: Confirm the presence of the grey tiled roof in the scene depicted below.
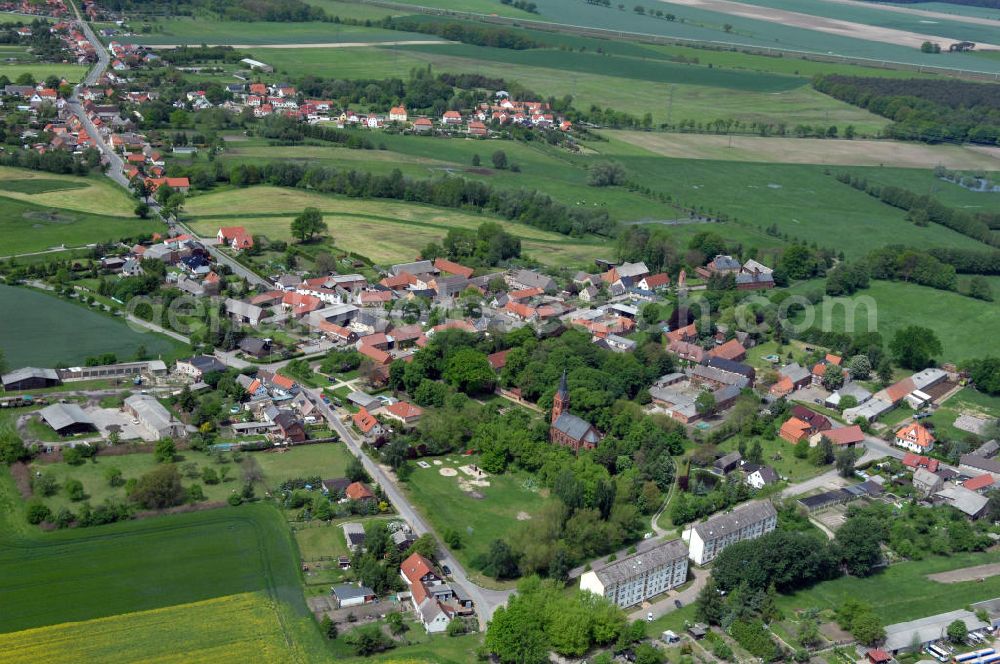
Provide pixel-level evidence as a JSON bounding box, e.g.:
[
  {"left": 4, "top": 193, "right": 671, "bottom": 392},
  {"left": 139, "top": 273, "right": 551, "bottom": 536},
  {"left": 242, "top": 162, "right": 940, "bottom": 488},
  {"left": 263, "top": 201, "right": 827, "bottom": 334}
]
[
  {"left": 594, "top": 539, "right": 687, "bottom": 586},
  {"left": 692, "top": 501, "right": 776, "bottom": 542},
  {"left": 553, "top": 412, "right": 599, "bottom": 443}
]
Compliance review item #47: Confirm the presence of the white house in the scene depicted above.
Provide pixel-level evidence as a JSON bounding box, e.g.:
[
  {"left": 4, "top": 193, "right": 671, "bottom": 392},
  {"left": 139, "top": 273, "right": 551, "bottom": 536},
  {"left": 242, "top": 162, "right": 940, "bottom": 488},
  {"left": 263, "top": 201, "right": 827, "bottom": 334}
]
[
  {"left": 580, "top": 539, "right": 688, "bottom": 608},
  {"left": 685, "top": 500, "right": 777, "bottom": 566},
  {"left": 745, "top": 466, "right": 779, "bottom": 490}
]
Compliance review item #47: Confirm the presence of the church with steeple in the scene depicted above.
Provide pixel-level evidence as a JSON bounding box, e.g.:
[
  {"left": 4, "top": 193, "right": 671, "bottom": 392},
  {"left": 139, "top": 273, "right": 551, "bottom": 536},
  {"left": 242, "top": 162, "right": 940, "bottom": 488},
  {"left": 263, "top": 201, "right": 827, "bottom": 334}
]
[{"left": 549, "top": 369, "right": 601, "bottom": 453}]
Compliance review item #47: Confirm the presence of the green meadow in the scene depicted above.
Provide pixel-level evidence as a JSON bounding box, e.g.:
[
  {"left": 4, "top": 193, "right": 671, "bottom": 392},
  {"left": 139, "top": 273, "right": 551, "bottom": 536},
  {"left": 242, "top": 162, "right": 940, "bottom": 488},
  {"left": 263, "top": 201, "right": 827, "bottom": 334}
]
[
  {"left": 788, "top": 279, "right": 1000, "bottom": 363},
  {"left": 0, "top": 285, "right": 184, "bottom": 370}
]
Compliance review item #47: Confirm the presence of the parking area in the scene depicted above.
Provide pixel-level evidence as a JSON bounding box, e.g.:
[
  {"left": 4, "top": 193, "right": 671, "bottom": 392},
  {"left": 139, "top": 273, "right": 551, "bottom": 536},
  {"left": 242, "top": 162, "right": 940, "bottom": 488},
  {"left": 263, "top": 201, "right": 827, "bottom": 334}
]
[
  {"left": 791, "top": 384, "right": 830, "bottom": 407},
  {"left": 85, "top": 406, "right": 155, "bottom": 442}
]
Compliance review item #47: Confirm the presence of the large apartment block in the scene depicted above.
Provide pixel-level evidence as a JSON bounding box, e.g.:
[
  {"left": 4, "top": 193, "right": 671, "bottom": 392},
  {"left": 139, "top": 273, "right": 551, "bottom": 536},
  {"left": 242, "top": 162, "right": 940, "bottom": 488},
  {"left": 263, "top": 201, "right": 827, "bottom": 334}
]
[
  {"left": 579, "top": 539, "right": 689, "bottom": 608},
  {"left": 687, "top": 500, "right": 778, "bottom": 566}
]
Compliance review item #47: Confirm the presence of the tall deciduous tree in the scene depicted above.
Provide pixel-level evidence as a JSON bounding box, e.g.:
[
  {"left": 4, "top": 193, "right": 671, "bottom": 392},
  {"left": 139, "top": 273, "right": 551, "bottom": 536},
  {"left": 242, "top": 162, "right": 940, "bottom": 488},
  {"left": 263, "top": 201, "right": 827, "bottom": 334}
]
[{"left": 291, "top": 207, "right": 327, "bottom": 243}]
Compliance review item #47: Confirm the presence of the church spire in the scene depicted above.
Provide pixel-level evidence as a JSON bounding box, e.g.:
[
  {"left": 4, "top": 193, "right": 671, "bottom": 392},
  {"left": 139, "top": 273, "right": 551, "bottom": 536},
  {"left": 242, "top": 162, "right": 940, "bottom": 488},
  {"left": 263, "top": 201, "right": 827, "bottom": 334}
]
[{"left": 552, "top": 368, "right": 569, "bottom": 424}]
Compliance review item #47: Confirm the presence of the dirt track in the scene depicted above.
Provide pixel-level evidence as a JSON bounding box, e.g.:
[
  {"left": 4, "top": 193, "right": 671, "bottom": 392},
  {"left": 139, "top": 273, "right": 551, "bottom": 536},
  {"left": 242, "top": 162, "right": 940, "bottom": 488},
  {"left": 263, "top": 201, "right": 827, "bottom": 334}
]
[
  {"left": 655, "top": 0, "right": 1000, "bottom": 50},
  {"left": 822, "top": 0, "right": 1000, "bottom": 29},
  {"left": 928, "top": 562, "right": 1000, "bottom": 584}
]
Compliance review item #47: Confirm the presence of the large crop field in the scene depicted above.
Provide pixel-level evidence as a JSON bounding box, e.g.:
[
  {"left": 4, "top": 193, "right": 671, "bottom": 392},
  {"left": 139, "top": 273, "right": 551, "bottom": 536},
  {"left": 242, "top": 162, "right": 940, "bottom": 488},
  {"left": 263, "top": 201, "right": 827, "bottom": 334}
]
[
  {"left": 596, "top": 144, "right": 993, "bottom": 259},
  {"left": 0, "top": 466, "right": 311, "bottom": 627},
  {"left": 0, "top": 197, "right": 160, "bottom": 257},
  {"left": 127, "top": 17, "right": 440, "bottom": 46},
  {"left": 241, "top": 38, "right": 888, "bottom": 131},
  {"left": 389, "top": 0, "right": 1000, "bottom": 71},
  {"left": 183, "top": 186, "right": 605, "bottom": 267},
  {"left": 611, "top": 131, "right": 1000, "bottom": 170},
  {"left": 0, "top": 285, "right": 184, "bottom": 369},
  {"left": 788, "top": 279, "right": 1000, "bottom": 363},
  {"left": 0, "top": 63, "right": 89, "bottom": 83},
  {"left": 0, "top": 591, "right": 301, "bottom": 664},
  {"left": 0, "top": 166, "right": 137, "bottom": 217},
  {"left": 731, "top": 0, "right": 1000, "bottom": 45},
  {"left": 390, "top": 42, "right": 889, "bottom": 131}
]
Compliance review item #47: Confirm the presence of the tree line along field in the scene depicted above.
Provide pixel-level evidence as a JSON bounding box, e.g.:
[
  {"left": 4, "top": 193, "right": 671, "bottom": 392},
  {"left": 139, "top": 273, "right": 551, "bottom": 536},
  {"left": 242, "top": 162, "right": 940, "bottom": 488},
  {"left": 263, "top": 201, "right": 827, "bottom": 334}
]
[
  {"left": 121, "top": 17, "right": 442, "bottom": 46},
  {"left": 788, "top": 279, "right": 1000, "bottom": 363},
  {"left": 0, "top": 285, "right": 184, "bottom": 369},
  {"left": 201, "top": 131, "right": 996, "bottom": 266},
  {"left": 182, "top": 186, "right": 606, "bottom": 267}
]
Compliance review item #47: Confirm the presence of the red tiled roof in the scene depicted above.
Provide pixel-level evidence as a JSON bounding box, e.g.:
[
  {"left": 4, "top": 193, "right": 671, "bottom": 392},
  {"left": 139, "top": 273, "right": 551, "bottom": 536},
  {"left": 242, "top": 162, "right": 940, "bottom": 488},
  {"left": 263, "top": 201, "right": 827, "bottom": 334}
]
[
  {"left": 319, "top": 321, "right": 353, "bottom": 339},
  {"left": 401, "top": 552, "right": 434, "bottom": 604},
  {"left": 488, "top": 349, "right": 510, "bottom": 371},
  {"left": 434, "top": 257, "right": 474, "bottom": 279},
  {"left": 385, "top": 401, "right": 423, "bottom": 420},
  {"left": 964, "top": 474, "right": 994, "bottom": 491},
  {"left": 358, "top": 344, "right": 391, "bottom": 365},
  {"left": 272, "top": 373, "right": 295, "bottom": 391},
  {"left": 884, "top": 378, "right": 916, "bottom": 404},
  {"left": 666, "top": 323, "right": 697, "bottom": 344},
  {"left": 708, "top": 339, "right": 745, "bottom": 361},
  {"left": 345, "top": 481, "right": 374, "bottom": 501},
  {"left": 643, "top": 273, "right": 670, "bottom": 288},
  {"left": 353, "top": 407, "right": 378, "bottom": 434},
  {"left": 868, "top": 649, "right": 892, "bottom": 664},
  {"left": 779, "top": 417, "right": 811, "bottom": 443},
  {"left": 823, "top": 425, "right": 864, "bottom": 446},
  {"left": 509, "top": 287, "right": 543, "bottom": 301},
  {"left": 896, "top": 422, "right": 935, "bottom": 449}
]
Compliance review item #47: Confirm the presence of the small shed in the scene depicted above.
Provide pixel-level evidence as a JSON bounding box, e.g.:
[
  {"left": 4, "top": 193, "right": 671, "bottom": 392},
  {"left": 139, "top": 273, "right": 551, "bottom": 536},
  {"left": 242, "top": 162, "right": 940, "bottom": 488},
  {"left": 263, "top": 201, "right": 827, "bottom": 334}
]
[{"left": 332, "top": 583, "right": 375, "bottom": 608}]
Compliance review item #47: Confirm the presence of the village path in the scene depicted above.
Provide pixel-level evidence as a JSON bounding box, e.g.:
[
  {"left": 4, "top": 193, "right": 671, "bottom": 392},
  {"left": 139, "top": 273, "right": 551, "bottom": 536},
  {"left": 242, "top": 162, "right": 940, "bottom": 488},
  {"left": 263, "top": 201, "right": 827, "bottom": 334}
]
[{"left": 304, "top": 388, "right": 513, "bottom": 629}]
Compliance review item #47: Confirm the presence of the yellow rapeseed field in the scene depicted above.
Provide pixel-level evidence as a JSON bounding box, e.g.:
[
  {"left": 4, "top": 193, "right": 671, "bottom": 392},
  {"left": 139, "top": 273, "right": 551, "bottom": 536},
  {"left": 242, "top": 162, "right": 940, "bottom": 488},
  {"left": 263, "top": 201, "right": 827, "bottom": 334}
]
[{"left": 0, "top": 592, "right": 301, "bottom": 663}]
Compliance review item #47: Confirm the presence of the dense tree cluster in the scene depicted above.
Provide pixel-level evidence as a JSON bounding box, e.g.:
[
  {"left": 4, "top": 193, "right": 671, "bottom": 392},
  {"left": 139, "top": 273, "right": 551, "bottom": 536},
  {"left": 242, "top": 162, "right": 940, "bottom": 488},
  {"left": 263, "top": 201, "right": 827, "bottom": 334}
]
[
  {"left": 384, "top": 329, "right": 682, "bottom": 578},
  {"left": 814, "top": 75, "right": 1000, "bottom": 145},
  {"left": 844, "top": 501, "right": 992, "bottom": 559},
  {"left": 826, "top": 245, "right": 959, "bottom": 296},
  {"left": 224, "top": 159, "right": 617, "bottom": 237},
  {"left": 485, "top": 576, "right": 630, "bottom": 663},
  {"left": 383, "top": 18, "right": 543, "bottom": 50},
  {"left": 420, "top": 222, "right": 522, "bottom": 267},
  {"left": 836, "top": 172, "right": 998, "bottom": 247},
  {"left": 102, "top": 0, "right": 325, "bottom": 21},
  {"left": 963, "top": 357, "right": 1000, "bottom": 395}
]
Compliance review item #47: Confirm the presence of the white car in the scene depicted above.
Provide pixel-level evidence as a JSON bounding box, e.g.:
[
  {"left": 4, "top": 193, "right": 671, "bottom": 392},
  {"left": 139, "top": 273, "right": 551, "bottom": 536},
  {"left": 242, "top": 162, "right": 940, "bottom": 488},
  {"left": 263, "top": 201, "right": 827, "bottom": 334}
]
[{"left": 647, "top": 612, "right": 654, "bottom": 622}]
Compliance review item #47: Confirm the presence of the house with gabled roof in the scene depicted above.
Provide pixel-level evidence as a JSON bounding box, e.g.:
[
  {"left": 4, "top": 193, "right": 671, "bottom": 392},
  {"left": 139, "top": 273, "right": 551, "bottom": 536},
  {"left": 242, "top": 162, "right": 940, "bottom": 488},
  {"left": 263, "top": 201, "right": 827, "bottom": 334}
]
[{"left": 895, "top": 422, "right": 935, "bottom": 453}]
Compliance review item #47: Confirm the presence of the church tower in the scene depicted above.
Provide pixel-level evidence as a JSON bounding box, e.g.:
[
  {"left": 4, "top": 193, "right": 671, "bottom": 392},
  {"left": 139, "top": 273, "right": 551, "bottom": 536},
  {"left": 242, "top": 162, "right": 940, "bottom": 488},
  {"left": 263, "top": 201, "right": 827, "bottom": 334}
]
[{"left": 552, "top": 369, "right": 569, "bottom": 424}]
